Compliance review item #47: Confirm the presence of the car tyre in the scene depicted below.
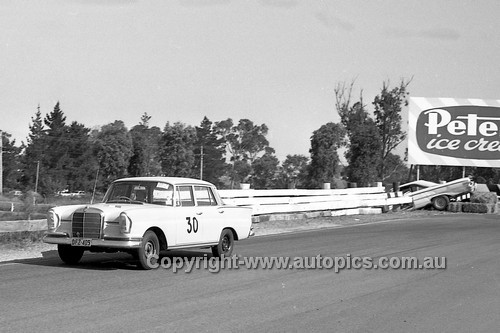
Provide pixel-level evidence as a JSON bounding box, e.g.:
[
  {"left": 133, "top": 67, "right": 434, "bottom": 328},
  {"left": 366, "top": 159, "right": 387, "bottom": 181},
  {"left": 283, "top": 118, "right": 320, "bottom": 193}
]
[
  {"left": 58, "top": 244, "right": 84, "bottom": 265},
  {"left": 137, "top": 230, "right": 160, "bottom": 270},
  {"left": 212, "top": 229, "right": 234, "bottom": 258},
  {"left": 432, "top": 195, "right": 450, "bottom": 211}
]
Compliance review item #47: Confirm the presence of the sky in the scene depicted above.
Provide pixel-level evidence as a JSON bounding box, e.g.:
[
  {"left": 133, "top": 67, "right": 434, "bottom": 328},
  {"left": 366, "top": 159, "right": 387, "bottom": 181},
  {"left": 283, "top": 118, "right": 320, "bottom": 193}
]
[{"left": 1, "top": 0, "right": 500, "bottom": 161}]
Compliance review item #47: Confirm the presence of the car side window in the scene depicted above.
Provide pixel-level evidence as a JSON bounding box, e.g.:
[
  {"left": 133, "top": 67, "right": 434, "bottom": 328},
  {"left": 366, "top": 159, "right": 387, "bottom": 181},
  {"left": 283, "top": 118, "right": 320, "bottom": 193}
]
[
  {"left": 177, "top": 186, "right": 195, "bottom": 207},
  {"left": 194, "top": 186, "right": 217, "bottom": 206},
  {"left": 152, "top": 182, "right": 174, "bottom": 206}
]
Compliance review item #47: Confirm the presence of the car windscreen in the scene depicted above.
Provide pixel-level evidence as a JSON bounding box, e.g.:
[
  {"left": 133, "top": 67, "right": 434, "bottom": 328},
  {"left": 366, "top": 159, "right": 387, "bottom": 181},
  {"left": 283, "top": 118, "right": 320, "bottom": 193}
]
[{"left": 104, "top": 181, "right": 174, "bottom": 206}]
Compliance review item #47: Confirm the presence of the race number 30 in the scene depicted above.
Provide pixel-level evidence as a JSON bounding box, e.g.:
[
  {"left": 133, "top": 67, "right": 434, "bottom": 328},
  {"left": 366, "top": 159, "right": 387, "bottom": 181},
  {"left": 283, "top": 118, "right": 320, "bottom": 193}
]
[{"left": 186, "top": 217, "right": 199, "bottom": 233}]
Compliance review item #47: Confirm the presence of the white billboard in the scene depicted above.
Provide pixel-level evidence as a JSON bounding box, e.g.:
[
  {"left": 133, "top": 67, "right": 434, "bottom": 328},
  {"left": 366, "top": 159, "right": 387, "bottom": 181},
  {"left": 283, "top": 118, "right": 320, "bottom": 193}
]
[{"left": 408, "top": 97, "right": 500, "bottom": 167}]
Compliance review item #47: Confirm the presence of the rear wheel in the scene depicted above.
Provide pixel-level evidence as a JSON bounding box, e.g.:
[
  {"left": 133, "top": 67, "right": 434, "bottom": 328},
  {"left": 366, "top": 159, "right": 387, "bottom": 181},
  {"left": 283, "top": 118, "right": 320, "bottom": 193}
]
[
  {"left": 58, "top": 244, "right": 84, "bottom": 265},
  {"left": 432, "top": 195, "right": 450, "bottom": 211},
  {"left": 136, "top": 230, "right": 160, "bottom": 270},
  {"left": 212, "top": 229, "right": 234, "bottom": 258}
]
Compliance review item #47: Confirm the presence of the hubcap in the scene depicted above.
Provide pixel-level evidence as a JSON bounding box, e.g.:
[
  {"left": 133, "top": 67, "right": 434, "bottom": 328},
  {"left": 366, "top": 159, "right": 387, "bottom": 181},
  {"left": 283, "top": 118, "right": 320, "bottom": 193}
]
[
  {"left": 222, "top": 236, "right": 230, "bottom": 252},
  {"left": 145, "top": 241, "right": 155, "bottom": 257}
]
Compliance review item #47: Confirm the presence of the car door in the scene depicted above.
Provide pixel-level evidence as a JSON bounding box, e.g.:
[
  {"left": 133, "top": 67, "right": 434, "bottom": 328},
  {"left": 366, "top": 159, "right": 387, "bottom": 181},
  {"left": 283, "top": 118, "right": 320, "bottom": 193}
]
[
  {"left": 192, "top": 185, "right": 222, "bottom": 243},
  {"left": 175, "top": 185, "right": 205, "bottom": 246}
]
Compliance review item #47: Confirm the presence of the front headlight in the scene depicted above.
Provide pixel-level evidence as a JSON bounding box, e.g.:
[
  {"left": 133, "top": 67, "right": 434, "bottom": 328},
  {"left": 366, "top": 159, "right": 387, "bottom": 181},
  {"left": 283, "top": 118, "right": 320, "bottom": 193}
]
[
  {"left": 47, "top": 210, "right": 60, "bottom": 231},
  {"left": 118, "top": 213, "right": 132, "bottom": 234}
]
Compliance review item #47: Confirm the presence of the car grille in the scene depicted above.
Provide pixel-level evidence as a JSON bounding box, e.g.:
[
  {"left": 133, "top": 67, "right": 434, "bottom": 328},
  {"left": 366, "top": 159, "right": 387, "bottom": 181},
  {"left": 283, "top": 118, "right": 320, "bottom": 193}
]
[{"left": 72, "top": 212, "right": 102, "bottom": 238}]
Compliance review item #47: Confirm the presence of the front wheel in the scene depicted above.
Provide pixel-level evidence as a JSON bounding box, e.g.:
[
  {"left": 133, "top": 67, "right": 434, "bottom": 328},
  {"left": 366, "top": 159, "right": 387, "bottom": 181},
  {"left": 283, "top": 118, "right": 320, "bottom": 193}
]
[
  {"left": 58, "top": 244, "right": 85, "bottom": 265},
  {"left": 136, "top": 230, "right": 160, "bottom": 270},
  {"left": 432, "top": 195, "right": 450, "bottom": 211},
  {"left": 212, "top": 229, "right": 234, "bottom": 258}
]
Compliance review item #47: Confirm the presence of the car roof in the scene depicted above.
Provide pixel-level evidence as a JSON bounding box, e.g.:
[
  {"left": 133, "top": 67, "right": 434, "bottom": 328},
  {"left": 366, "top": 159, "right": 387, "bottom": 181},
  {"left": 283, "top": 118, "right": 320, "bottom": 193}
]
[
  {"left": 400, "top": 180, "right": 439, "bottom": 188},
  {"left": 114, "top": 176, "right": 215, "bottom": 187}
]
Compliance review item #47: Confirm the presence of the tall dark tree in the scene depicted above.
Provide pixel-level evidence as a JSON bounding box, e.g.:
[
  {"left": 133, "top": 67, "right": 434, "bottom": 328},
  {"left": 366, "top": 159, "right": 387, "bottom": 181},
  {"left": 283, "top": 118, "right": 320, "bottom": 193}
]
[
  {"left": 373, "top": 78, "right": 411, "bottom": 179},
  {"left": 251, "top": 147, "right": 279, "bottom": 189},
  {"left": 214, "top": 118, "right": 271, "bottom": 188},
  {"left": 21, "top": 106, "right": 45, "bottom": 190},
  {"left": 41, "top": 102, "right": 70, "bottom": 194},
  {"left": 279, "top": 154, "right": 309, "bottom": 189},
  {"left": 159, "top": 122, "right": 197, "bottom": 177},
  {"left": 335, "top": 81, "right": 382, "bottom": 185},
  {"left": 307, "top": 122, "right": 345, "bottom": 188},
  {"left": 93, "top": 120, "right": 133, "bottom": 188},
  {"left": 1, "top": 131, "right": 22, "bottom": 191},
  {"left": 194, "top": 117, "right": 227, "bottom": 187},
  {"left": 129, "top": 113, "right": 162, "bottom": 177},
  {"left": 65, "top": 122, "right": 98, "bottom": 192},
  {"left": 344, "top": 119, "right": 382, "bottom": 186}
]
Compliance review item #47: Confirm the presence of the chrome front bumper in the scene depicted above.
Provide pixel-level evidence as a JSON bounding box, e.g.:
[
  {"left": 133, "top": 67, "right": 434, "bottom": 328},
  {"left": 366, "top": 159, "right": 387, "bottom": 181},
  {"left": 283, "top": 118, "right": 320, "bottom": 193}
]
[{"left": 43, "top": 232, "right": 142, "bottom": 248}]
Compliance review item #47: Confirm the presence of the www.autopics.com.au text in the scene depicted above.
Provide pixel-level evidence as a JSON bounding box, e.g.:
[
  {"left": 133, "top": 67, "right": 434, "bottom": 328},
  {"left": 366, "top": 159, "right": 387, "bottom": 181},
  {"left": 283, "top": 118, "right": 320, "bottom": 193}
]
[{"left": 146, "top": 254, "right": 446, "bottom": 273}]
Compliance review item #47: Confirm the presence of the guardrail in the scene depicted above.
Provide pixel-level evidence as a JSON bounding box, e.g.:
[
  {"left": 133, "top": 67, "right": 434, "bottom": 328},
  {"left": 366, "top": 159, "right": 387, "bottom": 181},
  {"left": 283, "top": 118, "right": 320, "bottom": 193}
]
[
  {"left": 1, "top": 187, "right": 412, "bottom": 233},
  {"left": 219, "top": 186, "right": 412, "bottom": 216}
]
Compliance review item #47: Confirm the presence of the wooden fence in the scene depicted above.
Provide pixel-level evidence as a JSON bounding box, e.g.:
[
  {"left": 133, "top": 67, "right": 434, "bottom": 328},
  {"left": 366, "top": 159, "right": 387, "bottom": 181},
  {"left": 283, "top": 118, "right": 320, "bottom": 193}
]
[
  {"left": 219, "top": 186, "right": 412, "bottom": 216},
  {"left": 1, "top": 186, "right": 412, "bottom": 232}
]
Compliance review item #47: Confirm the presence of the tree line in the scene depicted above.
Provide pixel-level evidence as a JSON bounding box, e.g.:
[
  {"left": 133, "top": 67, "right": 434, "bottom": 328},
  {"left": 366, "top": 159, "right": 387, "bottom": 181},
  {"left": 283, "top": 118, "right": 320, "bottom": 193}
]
[
  {"left": 2, "top": 79, "right": 499, "bottom": 197},
  {"left": 2, "top": 103, "right": 313, "bottom": 195}
]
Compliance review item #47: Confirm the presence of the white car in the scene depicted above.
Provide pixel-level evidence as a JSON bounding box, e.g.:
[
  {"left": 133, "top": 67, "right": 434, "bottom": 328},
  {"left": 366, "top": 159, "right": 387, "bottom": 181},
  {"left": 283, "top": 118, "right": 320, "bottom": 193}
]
[
  {"left": 44, "top": 177, "right": 253, "bottom": 269},
  {"left": 399, "top": 177, "right": 475, "bottom": 211}
]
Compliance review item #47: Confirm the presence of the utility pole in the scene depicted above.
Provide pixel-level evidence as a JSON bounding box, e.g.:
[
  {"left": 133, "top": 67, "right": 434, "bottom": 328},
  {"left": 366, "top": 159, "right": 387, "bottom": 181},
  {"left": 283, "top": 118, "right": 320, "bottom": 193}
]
[
  {"left": 35, "top": 161, "right": 40, "bottom": 194},
  {"left": 199, "top": 146, "right": 204, "bottom": 180},
  {"left": 0, "top": 130, "right": 3, "bottom": 195}
]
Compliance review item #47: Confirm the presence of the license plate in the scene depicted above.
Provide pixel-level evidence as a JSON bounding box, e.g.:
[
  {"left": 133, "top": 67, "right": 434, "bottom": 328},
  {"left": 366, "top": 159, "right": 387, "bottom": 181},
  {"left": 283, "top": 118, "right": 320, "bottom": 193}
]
[{"left": 71, "top": 238, "right": 92, "bottom": 247}]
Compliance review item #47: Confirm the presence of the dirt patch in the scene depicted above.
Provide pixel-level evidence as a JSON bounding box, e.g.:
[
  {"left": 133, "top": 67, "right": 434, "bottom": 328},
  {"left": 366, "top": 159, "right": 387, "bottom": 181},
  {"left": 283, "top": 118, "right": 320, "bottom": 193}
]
[{"left": 0, "top": 210, "right": 463, "bottom": 263}]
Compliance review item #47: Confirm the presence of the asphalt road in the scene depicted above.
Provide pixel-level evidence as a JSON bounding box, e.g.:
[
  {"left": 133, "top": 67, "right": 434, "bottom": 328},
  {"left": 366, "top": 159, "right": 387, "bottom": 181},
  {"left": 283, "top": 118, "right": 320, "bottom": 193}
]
[{"left": 1, "top": 214, "right": 499, "bottom": 332}]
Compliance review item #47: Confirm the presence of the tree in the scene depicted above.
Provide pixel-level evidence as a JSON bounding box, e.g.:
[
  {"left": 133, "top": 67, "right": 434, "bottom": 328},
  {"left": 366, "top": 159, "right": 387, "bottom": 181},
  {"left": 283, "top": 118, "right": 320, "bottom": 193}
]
[
  {"left": 21, "top": 106, "right": 45, "bottom": 191},
  {"left": 251, "top": 147, "right": 279, "bottom": 189},
  {"left": 335, "top": 81, "right": 382, "bottom": 185},
  {"left": 214, "top": 118, "right": 271, "bottom": 188},
  {"left": 382, "top": 152, "right": 409, "bottom": 185},
  {"left": 93, "top": 120, "right": 133, "bottom": 188},
  {"left": 1, "top": 131, "right": 22, "bottom": 191},
  {"left": 65, "top": 122, "right": 98, "bottom": 192},
  {"left": 41, "top": 102, "right": 71, "bottom": 194},
  {"left": 373, "top": 78, "right": 411, "bottom": 179},
  {"left": 159, "top": 122, "right": 197, "bottom": 177},
  {"left": 344, "top": 118, "right": 382, "bottom": 186},
  {"left": 307, "top": 122, "right": 345, "bottom": 188},
  {"left": 129, "top": 113, "right": 162, "bottom": 177},
  {"left": 194, "top": 117, "right": 227, "bottom": 187},
  {"left": 280, "top": 154, "right": 309, "bottom": 189}
]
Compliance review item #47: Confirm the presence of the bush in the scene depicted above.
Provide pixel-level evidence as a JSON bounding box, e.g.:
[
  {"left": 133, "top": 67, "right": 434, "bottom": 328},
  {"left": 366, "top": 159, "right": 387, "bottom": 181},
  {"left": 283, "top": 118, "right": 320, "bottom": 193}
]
[
  {"left": 447, "top": 202, "right": 463, "bottom": 213},
  {"left": 470, "top": 192, "right": 498, "bottom": 204},
  {"left": 462, "top": 203, "right": 497, "bottom": 214}
]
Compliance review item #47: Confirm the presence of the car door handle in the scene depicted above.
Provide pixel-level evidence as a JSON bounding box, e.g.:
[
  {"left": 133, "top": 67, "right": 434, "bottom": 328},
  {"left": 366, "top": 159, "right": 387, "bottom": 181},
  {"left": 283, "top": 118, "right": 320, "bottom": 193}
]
[
  {"left": 196, "top": 212, "right": 203, "bottom": 215},
  {"left": 218, "top": 210, "right": 224, "bottom": 214}
]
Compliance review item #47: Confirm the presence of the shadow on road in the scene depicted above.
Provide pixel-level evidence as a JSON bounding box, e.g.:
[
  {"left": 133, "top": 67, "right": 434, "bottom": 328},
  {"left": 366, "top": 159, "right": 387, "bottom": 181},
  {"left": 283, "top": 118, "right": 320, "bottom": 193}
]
[{"left": 3, "top": 248, "right": 216, "bottom": 271}]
